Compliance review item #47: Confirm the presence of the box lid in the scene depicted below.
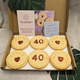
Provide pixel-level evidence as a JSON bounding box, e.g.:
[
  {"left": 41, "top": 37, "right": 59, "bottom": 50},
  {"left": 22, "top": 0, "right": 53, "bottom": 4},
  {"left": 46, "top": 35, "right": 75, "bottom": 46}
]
[{"left": 8, "top": 0, "right": 69, "bottom": 35}]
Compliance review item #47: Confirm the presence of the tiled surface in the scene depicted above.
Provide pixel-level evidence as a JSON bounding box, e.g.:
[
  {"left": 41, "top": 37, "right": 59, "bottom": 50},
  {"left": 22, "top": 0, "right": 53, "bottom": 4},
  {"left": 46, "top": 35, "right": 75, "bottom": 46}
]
[
  {"left": 0, "top": 0, "right": 80, "bottom": 80},
  {"left": 0, "top": 0, "right": 11, "bottom": 55},
  {"left": 69, "top": 0, "right": 80, "bottom": 8},
  {"left": 67, "top": 1, "right": 80, "bottom": 50}
]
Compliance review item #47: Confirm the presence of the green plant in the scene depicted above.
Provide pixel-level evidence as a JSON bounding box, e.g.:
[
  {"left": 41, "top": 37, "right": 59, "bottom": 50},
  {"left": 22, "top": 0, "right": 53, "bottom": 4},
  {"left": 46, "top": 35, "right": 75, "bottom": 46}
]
[
  {"left": 3, "top": 0, "right": 45, "bottom": 14},
  {"left": 3, "top": 0, "right": 6, "bottom": 2}
]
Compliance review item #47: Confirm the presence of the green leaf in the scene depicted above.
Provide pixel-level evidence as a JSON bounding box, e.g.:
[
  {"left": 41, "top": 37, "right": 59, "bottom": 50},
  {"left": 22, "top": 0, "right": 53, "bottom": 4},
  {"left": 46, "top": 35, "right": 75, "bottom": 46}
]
[
  {"left": 72, "top": 49, "right": 80, "bottom": 62},
  {"left": 3, "top": 0, "right": 6, "bottom": 2},
  {"left": 31, "top": 0, "right": 45, "bottom": 10},
  {"left": 8, "top": 0, "right": 45, "bottom": 15},
  {"left": 31, "top": 0, "right": 45, "bottom": 2},
  {"left": 21, "top": 0, "right": 27, "bottom": 10},
  {"left": 74, "top": 56, "right": 80, "bottom": 62},
  {"left": 8, "top": 0, "right": 16, "bottom": 10},
  {"left": 73, "top": 68, "right": 80, "bottom": 80},
  {"left": 76, "top": 60, "right": 80, "bottom": 69},
  {"left": 71, "top": 46, "right": 73, "bottom": 48},
  {"left": 50, "top": 71, "right": 58, "bottom": 80},
  {"left": 66, "top": 71, "right": 73, "bottom": 80},
  {"left": 27, "top": 0, "right": 31, "bottom": 10},
  {"left": 20, "top": 0, "right": 45, "bottom": 10},
  {"left": 76, "top": 61, "right": 80, "bottom": 66},
  {"left": 59, "top": 71, "right": 66, "bottom": 80},
  {"left": 72, "top": 50, "right": 80, "bottom": 80},
  {"left": 47, "top": 71, "right": 49, "bottom": 73},
  {"left": 72, "top": 49, "right": 80, "bottom": 56},
  {"left": 40, "top": 0, "right": 45, "bottom": 2},
  {"left": 14, "top": 0, "right": 21, "bottom": 14}
]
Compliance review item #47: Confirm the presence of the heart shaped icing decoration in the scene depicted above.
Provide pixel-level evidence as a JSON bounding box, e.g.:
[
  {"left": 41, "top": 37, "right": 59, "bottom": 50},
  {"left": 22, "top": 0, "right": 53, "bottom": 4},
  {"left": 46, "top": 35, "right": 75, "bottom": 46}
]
[
  {"left": 14, "top": 57, "right": 20, "bottom": 62},
  {"left": 58, "top": 57, "right": 63, "bottom": 62},
  {"left": 55, "top": 41, "right": 60, "bottom": 44},
  {"left": 41, "top": 15, "right": 44, "bottom": 18},
  {"left": 18, "top": 41, "right": 23, "bottom": 44},
  {"left": 40, "top": 22, "right": 42, "bottom": 24}
]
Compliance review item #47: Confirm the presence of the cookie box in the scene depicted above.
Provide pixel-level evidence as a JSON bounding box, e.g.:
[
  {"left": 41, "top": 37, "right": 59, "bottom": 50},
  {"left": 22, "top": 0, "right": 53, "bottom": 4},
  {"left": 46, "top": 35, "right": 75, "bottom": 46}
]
[
  {"left": 0, "top": 0, "right": 77, "bottom": 70},
  {"left": 1, "top": 34, "right": 76, "bottom": 70}
]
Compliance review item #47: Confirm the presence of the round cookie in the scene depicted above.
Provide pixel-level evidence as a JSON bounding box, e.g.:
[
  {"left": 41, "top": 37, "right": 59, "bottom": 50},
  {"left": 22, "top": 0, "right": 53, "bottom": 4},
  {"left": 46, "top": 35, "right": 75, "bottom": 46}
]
[
  {"left": 36, "top": 19, "right": 44, "bottom": 27},
  {"left": 45, "top": 17, "right": 54, "bottom": 22},
  {"left": 38, "top": 11, "right": 47, "bottom": 20},
  {"left": 11, "top": 35, "right": 29, "bottom": 50},
  {"left": 49, "top": 35, "right": 67, "bottom": 50},
  {"left": 50, "top": 50, "right": 71, "bottom": 70},
  {"left": 6, "top": 50, "right": 28, "bottom": 69},
  {"left": 29, "top": 50, "right": 49, "bottom": 69},
  {"left": 30, "top": 35, "right": 48, "bottom": 49}
]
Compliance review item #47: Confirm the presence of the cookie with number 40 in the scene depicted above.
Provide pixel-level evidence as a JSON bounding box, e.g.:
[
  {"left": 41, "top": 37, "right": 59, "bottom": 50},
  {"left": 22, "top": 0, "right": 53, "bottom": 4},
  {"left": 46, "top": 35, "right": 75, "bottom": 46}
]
[
  {"left": 30, "top": 36, "right": 48, "bottom": 49},
  {"left": 29, "top": 50, "right": 49, "bottom": 69}
]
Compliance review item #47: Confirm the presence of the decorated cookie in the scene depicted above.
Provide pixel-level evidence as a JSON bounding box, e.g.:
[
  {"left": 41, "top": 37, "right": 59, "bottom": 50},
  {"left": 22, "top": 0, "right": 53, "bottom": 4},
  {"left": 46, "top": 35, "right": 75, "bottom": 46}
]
[
  {"left": 38, "top": 11, "right": 47, "bottom": 20},
  {"left": 30, "top": 35, "right": 48, "bottom": 49},
  {"left": 29, "top": 50, "right": 49, "bottom": 69},
  {"left": 45, "top": 17, "right": 54, "bottom": 22},
  {"left": 50, "top": 50, "right": 71, "bottom": 70},
  {"left": 6, "top": 50, "right": 28, "bottom": 69},
  {"left": 11, "top": 35, "right": 29, "bottom": 50},
  {"left": 36, "top": 19, "right": 44, "bottom": 27},
  {"left": 49, "top": 35, "right": 67, "bottom": 50}
]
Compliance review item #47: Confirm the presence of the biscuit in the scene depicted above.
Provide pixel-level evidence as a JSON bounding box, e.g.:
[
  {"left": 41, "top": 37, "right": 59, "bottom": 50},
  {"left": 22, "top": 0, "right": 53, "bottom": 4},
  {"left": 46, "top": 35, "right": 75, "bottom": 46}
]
[
  {"left": 50, "top": 50, "right": 71, "bottom": 70},
  {"left": 30, "top": 35, "right": 48, "bottom": 49},
  {"left": 49, "top": 35, "right": 67, "bottom": 50},
  {"left": 29, "top": 50, "right": 49, "bottom": 69},
  {"left": 6, "top": 50, "right": 28, "bottom": 69},
  {"left": 11, "top": 35, "right": 29, "bottom": 50},
  {"left": 36, "top": 19, "right": 44, "bottom": 27},
  {"left": 45, "top": 17, "right": 54, "bottom": 22},
  {"left": 38, "top": 11, "right": 47, "bottom": 20}
]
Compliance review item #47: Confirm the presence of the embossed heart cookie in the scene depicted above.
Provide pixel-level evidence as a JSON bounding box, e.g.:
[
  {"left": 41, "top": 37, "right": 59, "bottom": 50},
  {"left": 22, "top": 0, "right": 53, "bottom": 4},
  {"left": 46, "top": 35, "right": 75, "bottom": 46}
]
[
  {"left": 50, "top": 50, "right": 71, "bottom": 70},
  {"left": 6, "top": 50, "right": 28, "bottom": 69},
  {"left": 49, "top": 35, "right": 67, "bottom": 50},
  {"left": 11, "top": 35, "right": 29, "bottom": 50}
]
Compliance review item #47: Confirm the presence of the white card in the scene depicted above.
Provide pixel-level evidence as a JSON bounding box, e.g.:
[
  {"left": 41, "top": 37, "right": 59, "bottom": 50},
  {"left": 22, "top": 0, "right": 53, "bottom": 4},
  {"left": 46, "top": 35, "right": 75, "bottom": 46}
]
[
  {"left": 44, "top": 21, "right": 59, "bottom": 37},
  {"left": 17, "top": 10, "right": 35, "bottom": 36}
]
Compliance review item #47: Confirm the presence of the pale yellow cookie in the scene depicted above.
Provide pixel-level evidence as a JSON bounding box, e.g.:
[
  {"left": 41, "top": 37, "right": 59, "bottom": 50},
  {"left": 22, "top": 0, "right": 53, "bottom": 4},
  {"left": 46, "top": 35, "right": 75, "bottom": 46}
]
[
  {"left": 49, "top": 35, "right": 67, "bottom": 50},
  {"left": 29, "top": 50, "right": 49, "bottom": 69},
  {"left": 50, "top": 50, "right": 71, "bottom": 70},
  {"left": 36, "top": 19, "right": 44, "bottom": 27},
  {"left": 30, "top": 35, "right": 48, "bottom": 49},
  {"left": 11, "top": 35, "right": 29, "bottom": 50},
  {"left": 6, "top": 50, "right": 28, "bottom": 69},
  {"left": 38, "top": 11, "right": 47, "bottom": 20},
  {"left": 45, "top": 17, "right": 54, "bottom": 22}
]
